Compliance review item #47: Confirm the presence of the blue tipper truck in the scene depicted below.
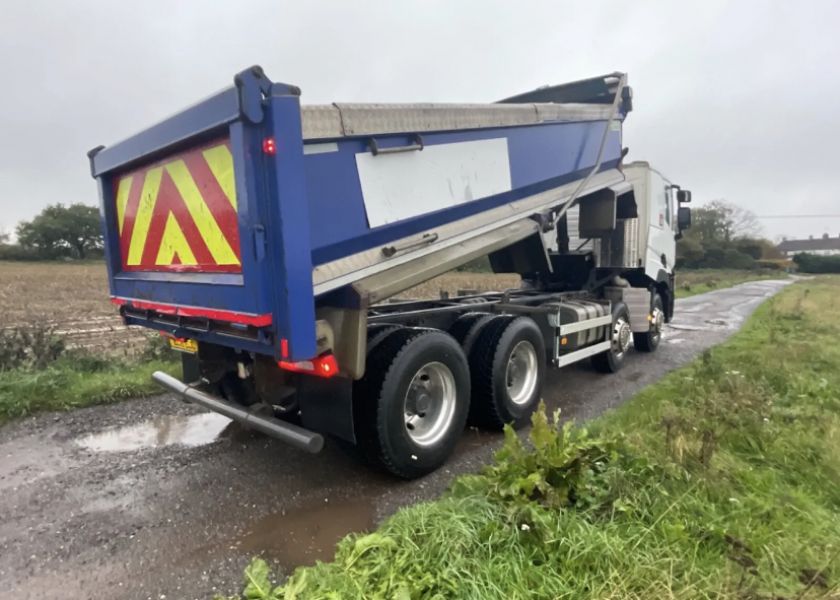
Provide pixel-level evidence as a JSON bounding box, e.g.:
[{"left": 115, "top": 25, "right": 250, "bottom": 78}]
[{"left": 89, "top": 66, "right": 691, "bottom": 478}]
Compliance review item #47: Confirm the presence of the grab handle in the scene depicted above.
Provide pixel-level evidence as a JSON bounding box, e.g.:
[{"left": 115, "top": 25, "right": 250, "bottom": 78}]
[
  {"left": 369, "top": 134, "right": 424, "bottom": 156},
  {"left": 381, "top": 232, "right": 438, "bottom": 258}
]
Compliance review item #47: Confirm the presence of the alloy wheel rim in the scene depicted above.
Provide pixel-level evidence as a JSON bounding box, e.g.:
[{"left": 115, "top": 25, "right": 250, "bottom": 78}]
[
  {"left": 651, "top": 307, "right": 664, "bottom": 343},
  {"left": 505, "top": 340, "right": 539, "bottom": 405},
  {"left": 612, "top": 316, "right": 632, "bottom": 358},
  {"left": 404, "top": 361, "right": 457, "bottom": 447}
]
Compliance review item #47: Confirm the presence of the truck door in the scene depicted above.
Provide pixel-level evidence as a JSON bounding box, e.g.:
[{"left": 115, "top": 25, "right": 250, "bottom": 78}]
[{"left": 646, "top": 171, "right": 676, "bottom": 275}]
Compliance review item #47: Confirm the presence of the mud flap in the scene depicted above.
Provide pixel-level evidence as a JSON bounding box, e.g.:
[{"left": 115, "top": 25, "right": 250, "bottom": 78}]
[
  {"left": 297, "top": 375, "right": 356, "bottom": 444},
  {"left": 181, "top": 353, "right": 201, "bottom": 385}
]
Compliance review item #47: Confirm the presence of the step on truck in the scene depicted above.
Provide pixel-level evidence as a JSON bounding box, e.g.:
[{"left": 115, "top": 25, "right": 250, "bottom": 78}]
[{"left": 89, "top": 66, "right": 691, "bottom": 478}]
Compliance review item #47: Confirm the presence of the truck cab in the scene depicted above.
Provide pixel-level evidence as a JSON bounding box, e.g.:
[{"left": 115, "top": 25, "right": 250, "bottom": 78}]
[
  {"left": 624, "top": 162, "right": 691, "bottom": 278},
  {"left": 619, "top": 161, "right": 692, "bottom": 321}
]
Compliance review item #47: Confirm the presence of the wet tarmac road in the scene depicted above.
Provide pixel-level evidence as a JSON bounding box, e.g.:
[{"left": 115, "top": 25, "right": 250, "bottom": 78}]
[{"left": 0, "top": 279, "right": 792, "bottom": 600}]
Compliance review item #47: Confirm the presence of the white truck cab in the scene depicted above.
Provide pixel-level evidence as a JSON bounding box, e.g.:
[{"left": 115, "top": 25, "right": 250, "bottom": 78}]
[{"left": 623, "top": 161, "right": 691, "bottom": 281}]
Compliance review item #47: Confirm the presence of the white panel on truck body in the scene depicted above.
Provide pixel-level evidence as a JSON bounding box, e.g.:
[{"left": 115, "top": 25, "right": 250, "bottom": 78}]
[{"left": 356, "top": 138, "right": 512, "bottom": 228}]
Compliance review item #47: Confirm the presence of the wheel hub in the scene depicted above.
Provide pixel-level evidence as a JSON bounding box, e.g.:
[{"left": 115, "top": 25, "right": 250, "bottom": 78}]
[
  {"left": 652, "top": 307, "right": 664, "bottom": 337},
  {"left": 415, "top": 394, "right": 430, "bottom": 416},
  {"left": 505, "top": 340, "right": 539, "bottom": 406},
  {"left": 404, "top": 362, "right": 457, "bottom": 447},
  {"left": 612, "top": 317, "right": 632, "bottom": 357}
]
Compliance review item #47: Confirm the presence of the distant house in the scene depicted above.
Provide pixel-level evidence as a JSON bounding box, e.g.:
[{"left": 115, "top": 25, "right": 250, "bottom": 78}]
[{"left": 777, "top": 234, "right": 840, "bottom": 257}]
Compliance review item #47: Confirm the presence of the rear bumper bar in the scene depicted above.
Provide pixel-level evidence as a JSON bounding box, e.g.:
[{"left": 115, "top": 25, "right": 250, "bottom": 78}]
[{"left": 152, "top": 371, "right": 324, "bottom": 454}]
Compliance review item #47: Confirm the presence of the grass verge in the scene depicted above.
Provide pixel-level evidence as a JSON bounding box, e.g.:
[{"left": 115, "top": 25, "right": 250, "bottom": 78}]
[
  {"left": 222, "top": 276, "right": 840, "bottom": 599},
  {"left": 676, "top": 268, "right": 787, "bottom": 298},
  {"left": 0, "top": 353, "right": 178, "bottom": 424}
]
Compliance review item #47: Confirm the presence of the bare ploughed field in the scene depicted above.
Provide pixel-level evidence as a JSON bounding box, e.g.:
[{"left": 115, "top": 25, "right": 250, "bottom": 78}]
[
  {"left": 0, "top": 261, "right": 149, "bottom": 356},
  {"left": 0, "top": 261, "right": 519, "bottom": 354}
]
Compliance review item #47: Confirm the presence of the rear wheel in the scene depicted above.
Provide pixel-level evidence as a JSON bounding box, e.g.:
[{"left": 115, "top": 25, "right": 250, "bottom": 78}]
[
  {"left": 448, "top": 312, "right": 494, "bottom": 356},
  {"left": 354, "top": 328, "right": 470, "bottom": 479},
  {"left": 633, "top": 293, "right": 664, "bottom": 352},
  {"left": 468, "top": 316, "right": 545, "bottom": 429},
  {"left": 366, "top": 323, "right": 402, "bottom": 353},
  {"left": 592, "top": 302, "right": 632, "bottom": 373}
]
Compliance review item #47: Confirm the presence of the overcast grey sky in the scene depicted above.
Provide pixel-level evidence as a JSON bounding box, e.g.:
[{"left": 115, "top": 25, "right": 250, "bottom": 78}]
[{"left": 1, "top": 0, "right": 838, "bottom": 240}]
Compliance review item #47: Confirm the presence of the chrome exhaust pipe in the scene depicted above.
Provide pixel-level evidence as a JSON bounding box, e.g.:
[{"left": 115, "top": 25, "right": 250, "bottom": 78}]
[{"left": 152, "top": 371, "right": 324, "bottom": 454}]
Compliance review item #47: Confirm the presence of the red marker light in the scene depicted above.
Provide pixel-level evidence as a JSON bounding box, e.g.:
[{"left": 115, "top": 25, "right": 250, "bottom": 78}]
[
  {"left": 262, "top": 137, "right": 277, "bottom": 155},
  {"left": 319, "top": 355, "right": 336, "bottom": 375},
  {"left": 278, "top": 353, "right": 339, "bottom": 378}
]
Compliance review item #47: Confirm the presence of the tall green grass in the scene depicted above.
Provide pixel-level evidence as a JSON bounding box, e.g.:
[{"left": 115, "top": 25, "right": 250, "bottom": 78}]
[
  {"left": 222, "top": 278, "right": 840, "bottom": 599},
  {"left": 0, "top": 346, "right": 178, "bottom": 423}
]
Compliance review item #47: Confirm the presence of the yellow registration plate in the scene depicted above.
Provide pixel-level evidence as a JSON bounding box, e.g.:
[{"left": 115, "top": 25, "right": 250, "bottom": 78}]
[{"left": 168, "top": 337, "right": 198, "bottom": 354}]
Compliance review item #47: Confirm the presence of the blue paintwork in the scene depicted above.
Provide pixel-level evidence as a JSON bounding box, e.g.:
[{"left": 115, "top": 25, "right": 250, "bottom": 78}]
[
  {"left": 90, "top": 88, "right": 241, "bottom": 177},
  {"left": 262, "top": 84, "right": 318, "bottom": 360},
  {"left": 304, "top": 121, "right": 621, "bottom": 265},
  {"left": 122, "top": 315, "right": 274, "bottom": 356},
  {"left": 90, "top": 68, "right": 305, "bottom": 359},
  {"left": 91, "top": 67, "right": 627, "bottom": 361},
  {"left": 89, "top": 66, "right": 273, "bottom": 177}
]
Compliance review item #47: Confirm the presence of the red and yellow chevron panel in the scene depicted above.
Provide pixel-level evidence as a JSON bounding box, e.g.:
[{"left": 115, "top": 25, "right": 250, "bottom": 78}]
[{"left": 114, "top": 139, "right": 241, "bottom": 273}]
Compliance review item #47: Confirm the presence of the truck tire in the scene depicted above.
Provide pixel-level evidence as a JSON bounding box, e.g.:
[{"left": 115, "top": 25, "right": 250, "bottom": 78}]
[
  {"left": 448, "top": 312, "right": 494, "bottom": 356},
  {"left": 592, "top": 302, "right": 632, "bottom": 373},
  {"left": 366, "top": 323, "right": 402, "bottom": 354},
  {"left": 468, "top": 316, "right": 545, "bottom": 429},
  {"left": 353, "top": 328, "right": 470, "bottom": 479},
  {"left": 633, "top": 293, "right": 664, "bottom": 352}
]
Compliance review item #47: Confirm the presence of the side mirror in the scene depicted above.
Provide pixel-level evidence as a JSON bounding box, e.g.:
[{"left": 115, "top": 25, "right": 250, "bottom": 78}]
[
  {"left": 677, "top": 206, "right": 692, "bottom": 231},
  {"left": 677, "top": 189, "right": 692, "bottom": 203}
]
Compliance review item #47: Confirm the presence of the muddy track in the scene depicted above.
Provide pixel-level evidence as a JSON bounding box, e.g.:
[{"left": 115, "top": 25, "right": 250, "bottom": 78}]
[{"left": 0, "top": 280, "right": 791, "bottom": 600}]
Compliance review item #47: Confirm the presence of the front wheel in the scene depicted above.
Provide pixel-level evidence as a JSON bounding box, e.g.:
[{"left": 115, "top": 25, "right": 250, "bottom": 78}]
[
  {"left": 633, "top": 293, "right": 664, "bottom": 352},
  {"left": 354, "top": 328, "right": 471, "bottom": 479},
  {"left": 592, "top": 302, "right": 632, "bottom": 373}
]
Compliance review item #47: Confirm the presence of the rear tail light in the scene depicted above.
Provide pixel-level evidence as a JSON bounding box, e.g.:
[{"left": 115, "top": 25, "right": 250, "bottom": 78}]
[
  {"left": 278, "top": 353, "right": 338, "bottom": 378},
  {"left": 262, "top": 137, "right": 277, "bottom": 155}
]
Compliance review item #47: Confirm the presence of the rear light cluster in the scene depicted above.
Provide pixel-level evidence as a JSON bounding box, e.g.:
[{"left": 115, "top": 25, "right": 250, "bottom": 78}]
[
  {"left": 278, "top": 353, "right": 338, "bottom": 378},
  {"left": 262, "top": 137, "right": 277, "bottom": 155}
]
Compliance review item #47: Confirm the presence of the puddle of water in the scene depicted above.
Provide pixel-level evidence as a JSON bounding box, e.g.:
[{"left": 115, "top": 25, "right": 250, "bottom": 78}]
[
  {"left": 236, "top": 499, "right": 375, "bottom": 568},
  {"left": 666, "top": 338, "right": 686, "bottom": 345},
  {"left": 76, "top": 412, "right": 232, "bottom": 452},
  {"left": 667, "top": 324, "right": 703, "bottom": 332}
]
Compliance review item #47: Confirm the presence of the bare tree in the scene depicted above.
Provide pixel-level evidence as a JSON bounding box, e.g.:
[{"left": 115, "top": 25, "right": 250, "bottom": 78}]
[{"left": 705, "top": 200, "right": 762, "bottom": 241}]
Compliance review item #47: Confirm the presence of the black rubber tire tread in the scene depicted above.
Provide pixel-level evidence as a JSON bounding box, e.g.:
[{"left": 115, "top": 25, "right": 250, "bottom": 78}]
[
  {"left": 448, "top": 312, "right": 494, "bottom": 356},
  {"left": 353, "top": 327, "right": 470, "bottom": 479},
  {"left": 366, "top": 323, "right": 403, "bottom": 355},
  {"left": 467, "top": 315, "right": 545, "bottom": 430},
  {"left": 592, "top": 302, "right": 631, "bottom": 374},
  {"left": 633, "top": 294, "right": 663, "bottom": 353}
]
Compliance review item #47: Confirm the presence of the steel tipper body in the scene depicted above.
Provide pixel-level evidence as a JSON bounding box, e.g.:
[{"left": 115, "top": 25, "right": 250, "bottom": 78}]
[{"left": 90, "top": 66, "right": 689, "bottom": 477}]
